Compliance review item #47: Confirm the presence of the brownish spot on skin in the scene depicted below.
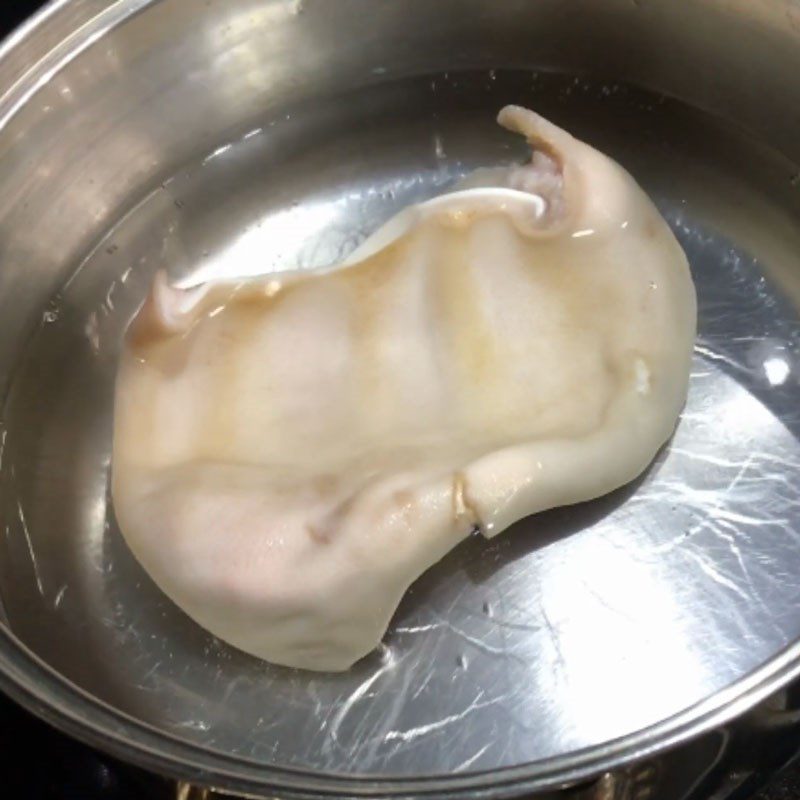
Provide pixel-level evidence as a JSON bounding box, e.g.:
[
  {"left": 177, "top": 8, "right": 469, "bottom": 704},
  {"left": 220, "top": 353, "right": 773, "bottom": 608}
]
[
  {"left": 452, "top": 471, "right": 482, "bottom": 532},
  {"left": 306, "top": 495, "right": 357, "bottom": 546},
  {"left": 307, "top": 523, "right": 331, "bottom": 545},
  {"left": 644, "top": 217, "right": 659, "bottom": 239},
  {"left": 392, "top": 489, "right": 415, "bottom": 508},
  {"left": 126, "top": 292, "right": 174, "bottom": 351},
  {"left": 388, "top": 488, "right": 417, "bottom": 530},
  {"left": 313, "top": 474, "right": 340, "bottom": 495}
]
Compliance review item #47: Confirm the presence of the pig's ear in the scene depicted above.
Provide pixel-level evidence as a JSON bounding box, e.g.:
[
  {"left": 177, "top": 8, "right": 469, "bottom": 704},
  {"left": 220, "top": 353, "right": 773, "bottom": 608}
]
[{"left": 112, "top": 107, "right": 696, "bottom": 671}]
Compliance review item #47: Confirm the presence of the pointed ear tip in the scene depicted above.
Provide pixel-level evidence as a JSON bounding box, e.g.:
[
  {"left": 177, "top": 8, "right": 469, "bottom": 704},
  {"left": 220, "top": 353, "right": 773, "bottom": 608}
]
[
  {"left": 497, "top": 105, "right": 573, "bottom": 150},
  {"left": 497, "top": 104, "right": 541, "bottom": 127},
  {"left": 496, "top": 104, "right": 524, "bottom": 129}
]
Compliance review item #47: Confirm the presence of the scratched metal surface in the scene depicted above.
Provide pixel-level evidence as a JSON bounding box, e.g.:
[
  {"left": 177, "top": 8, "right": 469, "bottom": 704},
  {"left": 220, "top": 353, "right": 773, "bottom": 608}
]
[{"left": 1, "top": 71, "right": 800, "bottom": 778}]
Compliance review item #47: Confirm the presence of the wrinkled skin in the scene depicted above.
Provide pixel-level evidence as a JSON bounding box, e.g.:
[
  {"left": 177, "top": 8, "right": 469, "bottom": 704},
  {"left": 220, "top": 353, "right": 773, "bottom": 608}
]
[{"left": 112, "top": 106, "right": 696, "bottom": 671}]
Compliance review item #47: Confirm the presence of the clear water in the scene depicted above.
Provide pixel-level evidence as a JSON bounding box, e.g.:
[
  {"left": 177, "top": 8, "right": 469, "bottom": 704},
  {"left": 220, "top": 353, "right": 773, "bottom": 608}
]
[{"left": 1, "top": 70, "right": 800, "bottom": 777}]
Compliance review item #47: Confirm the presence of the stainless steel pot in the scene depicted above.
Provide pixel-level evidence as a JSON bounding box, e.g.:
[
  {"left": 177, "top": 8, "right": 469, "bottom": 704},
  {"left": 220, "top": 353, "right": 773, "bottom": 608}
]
[{"left": 2, "top": 1, "right": 800, "bottom": 798}]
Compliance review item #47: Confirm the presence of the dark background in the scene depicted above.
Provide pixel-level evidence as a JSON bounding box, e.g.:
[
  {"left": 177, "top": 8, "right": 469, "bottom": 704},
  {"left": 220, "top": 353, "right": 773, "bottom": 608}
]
[
  {"left": 1, "top": 4, "right": 37, "bottom": 33},
  {"left": 1, "top": 1, "right": 800, "bottom": 798}
]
